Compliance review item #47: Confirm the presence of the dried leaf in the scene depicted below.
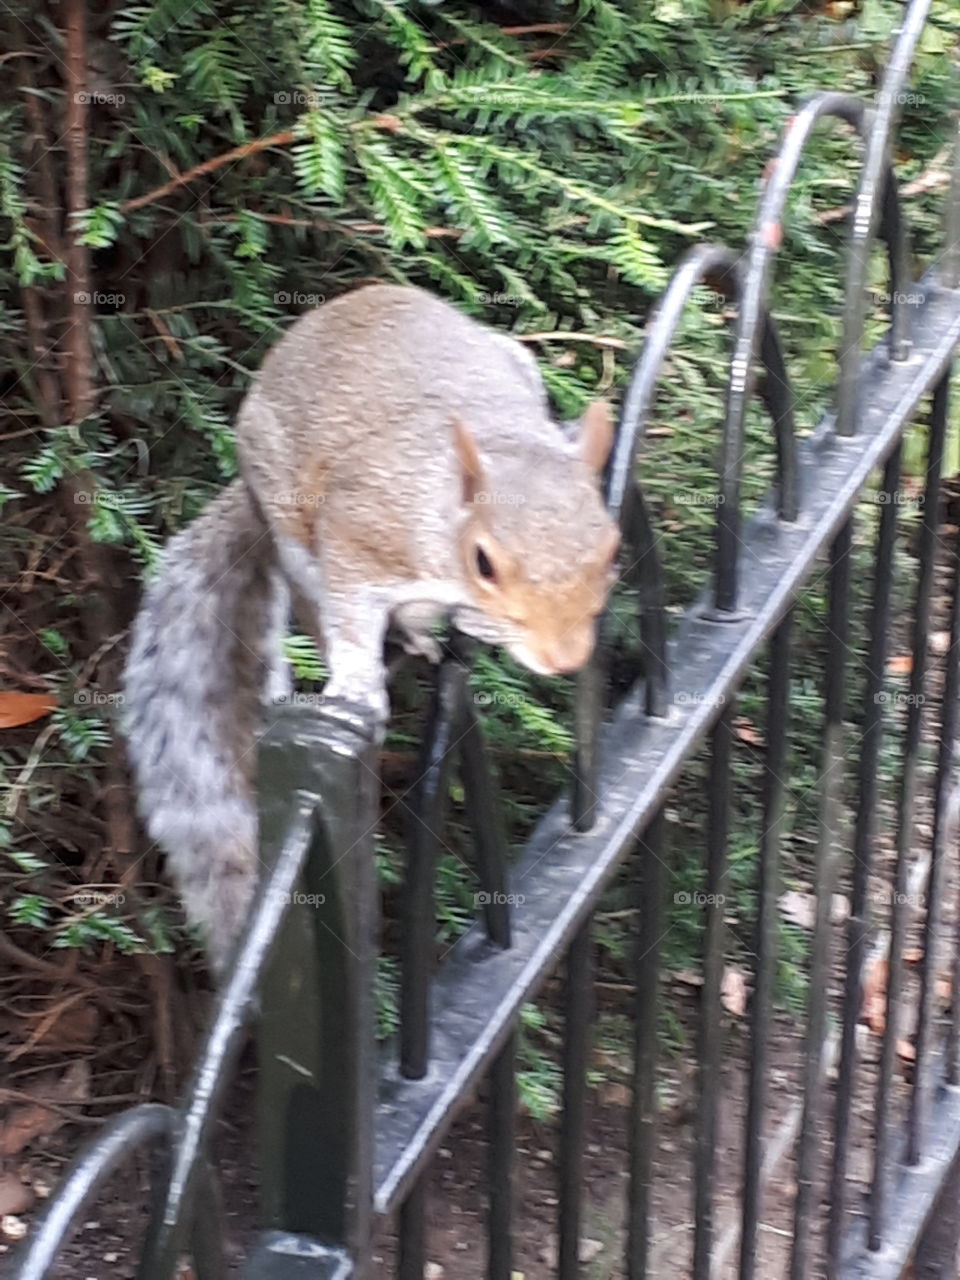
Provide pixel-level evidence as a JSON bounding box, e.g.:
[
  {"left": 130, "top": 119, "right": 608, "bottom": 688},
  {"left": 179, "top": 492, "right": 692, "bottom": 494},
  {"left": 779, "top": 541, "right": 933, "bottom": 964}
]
[
  {"left": 721, "top": 965, "right": 748, "bottom": 1017},
  {"left": 0, "top": 1060, "right": 89, "bottom": 1157},
  {"left": 0, "top": 1176, "right": 33, "bottom": 1217},
  {"left": 887, "top": 655, "right": 913, "bottom": 675},
  {"left": 861, "top": 957, "right": 888, "bottom": 1035},
  {"left": 0, "top": 691, "right": 56, "bottom": 729},
  {"left": 898, "top": 1039, "right": 916, "bottom": 1063},
  {"left": 779, "top": 890, "right": 816, "bottom": 930},
  {"left": 733, "top": 717, "right": 764, "bottom": 747}
]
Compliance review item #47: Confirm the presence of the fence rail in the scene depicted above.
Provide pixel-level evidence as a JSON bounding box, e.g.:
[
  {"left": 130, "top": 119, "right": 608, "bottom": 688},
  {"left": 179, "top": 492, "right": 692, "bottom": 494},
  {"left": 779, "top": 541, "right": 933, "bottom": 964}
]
[{"left": 8, "top": 2, "right": 960, "bottom": 1276}]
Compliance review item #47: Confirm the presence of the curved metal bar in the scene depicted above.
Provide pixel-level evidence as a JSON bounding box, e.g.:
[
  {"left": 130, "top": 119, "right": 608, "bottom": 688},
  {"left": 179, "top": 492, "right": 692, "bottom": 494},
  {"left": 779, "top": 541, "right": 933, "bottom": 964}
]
[
  {"left": 945, "top": 113, "right": 960, "bottom": 291},
  {"left": 608, "top": 244, "right": 740, "bottom": 520},
  {"left": 141, "top": 790, "right": 318, "bottom": 1276},
  {"left": 574, "top": 240, "right": 801, "bottom": 825},
  {"left": 717, "top": 89, "right": 910, "bottom": 612},
  {"left": 11, "top": 1103, "right": 175, "bottom": 1280},
  {"left": 836, "top": 0, "right": 932, "bottom": 433}
]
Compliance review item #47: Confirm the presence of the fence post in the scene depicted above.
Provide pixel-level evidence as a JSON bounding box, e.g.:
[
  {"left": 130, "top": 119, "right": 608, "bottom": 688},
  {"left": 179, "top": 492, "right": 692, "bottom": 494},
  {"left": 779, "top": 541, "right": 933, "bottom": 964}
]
[{"left": 248, "top": 704, "right": 381, "bottom": 1278}]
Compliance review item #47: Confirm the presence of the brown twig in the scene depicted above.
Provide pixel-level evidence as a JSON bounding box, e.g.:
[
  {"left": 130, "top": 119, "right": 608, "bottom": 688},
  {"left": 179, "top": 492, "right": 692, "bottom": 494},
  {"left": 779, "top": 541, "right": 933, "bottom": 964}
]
[
  {"left": 518, "top": 331, "right": 628, "bottom": 350},
  {"left": 814, "top": 146, "right": 952, "bottom": 226},
  {"left": 121, "top": 129, "right": 297, "bottom": 213},
  {"left": 207, "top": 211, "right": 462, "bottom": 240}
]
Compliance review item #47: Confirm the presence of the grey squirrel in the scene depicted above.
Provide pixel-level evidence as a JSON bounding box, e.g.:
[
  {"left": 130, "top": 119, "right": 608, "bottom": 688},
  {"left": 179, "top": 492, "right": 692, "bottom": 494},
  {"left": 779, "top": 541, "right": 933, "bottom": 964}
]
[{"left": 123, "top": 285, "right": 620, "bottom": 972}]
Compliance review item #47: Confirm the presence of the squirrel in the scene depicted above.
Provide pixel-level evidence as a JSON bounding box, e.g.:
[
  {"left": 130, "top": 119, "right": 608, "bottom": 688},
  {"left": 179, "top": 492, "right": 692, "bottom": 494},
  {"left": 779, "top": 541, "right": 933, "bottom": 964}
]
[{"left": 123, "top": 284, "right": 620, "bottom": 973}]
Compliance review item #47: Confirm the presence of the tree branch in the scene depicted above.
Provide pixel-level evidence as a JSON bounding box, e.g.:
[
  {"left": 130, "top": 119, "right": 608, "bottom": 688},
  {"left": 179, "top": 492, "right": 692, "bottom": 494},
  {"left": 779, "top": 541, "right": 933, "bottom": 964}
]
[
  {"left": 121, "top": 129, "right": 297, "bottom": 213},
  {"left": 63, "top": 0, "right": 94, "bottom": 424}
]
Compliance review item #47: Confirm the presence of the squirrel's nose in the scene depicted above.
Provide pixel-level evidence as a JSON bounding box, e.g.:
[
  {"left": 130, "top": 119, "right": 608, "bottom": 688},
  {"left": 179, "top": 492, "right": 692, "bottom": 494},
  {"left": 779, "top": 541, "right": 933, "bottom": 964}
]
[{"left": 545, "top": 637, "right": 592, "bottom": 675}]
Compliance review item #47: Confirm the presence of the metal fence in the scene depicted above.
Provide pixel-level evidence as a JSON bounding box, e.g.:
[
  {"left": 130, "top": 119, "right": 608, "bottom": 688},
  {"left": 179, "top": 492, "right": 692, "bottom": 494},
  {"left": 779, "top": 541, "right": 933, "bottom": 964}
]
[{"left": 9, "top": 1, "right": 960, "bottom": 1276}]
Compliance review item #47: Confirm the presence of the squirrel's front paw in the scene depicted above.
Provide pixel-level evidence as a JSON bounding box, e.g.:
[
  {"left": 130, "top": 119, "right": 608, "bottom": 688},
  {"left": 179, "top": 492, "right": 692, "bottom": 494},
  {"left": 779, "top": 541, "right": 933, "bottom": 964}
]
[
  {"left": 400, "top": 632, "right": 443, "bottom": 664},
  {"left": 321, "top": 683, "right": 389, "bottom": 740}
]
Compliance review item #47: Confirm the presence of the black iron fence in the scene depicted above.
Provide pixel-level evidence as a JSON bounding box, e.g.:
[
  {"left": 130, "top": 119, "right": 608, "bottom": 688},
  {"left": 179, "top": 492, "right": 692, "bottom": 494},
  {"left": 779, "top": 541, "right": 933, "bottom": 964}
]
[{"left": 9, "top": 0, "right": 960, "bottom": 1275}]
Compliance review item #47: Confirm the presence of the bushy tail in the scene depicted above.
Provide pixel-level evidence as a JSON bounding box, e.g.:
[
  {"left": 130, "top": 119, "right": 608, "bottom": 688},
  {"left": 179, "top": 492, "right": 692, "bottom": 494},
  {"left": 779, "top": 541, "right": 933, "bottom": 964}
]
[{"left": 123, "top": 480, "right": 289, "bottom": 973}]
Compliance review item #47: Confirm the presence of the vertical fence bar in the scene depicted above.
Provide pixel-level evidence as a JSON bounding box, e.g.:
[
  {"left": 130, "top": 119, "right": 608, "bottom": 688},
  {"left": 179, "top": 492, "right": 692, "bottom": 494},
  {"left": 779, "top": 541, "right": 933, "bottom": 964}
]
[
  {"left": 907, "top": 373, "right": 952, "bottom": 1164},
  {"left": 488, "top": 1032, "right": 517, "bottom": 1280},
  {"left": 459, "top": 694, "right": 512, "bottom": 949},
  {"left": 792, "top": 521, "right": 853, "bottom": 1280},
  {"left": 254, "top": 709, "right": 380, "bottom": 1267},
  {"left": 401, "top": 652, "right": 467, "bottom": 1079},
  {"left": 945, "top": 113, "right": 960, "bottom": 291},
  {"left": 740, "top": 610, "right": 794, "bottom": 1280},
  {"left": 398, "top": 1182, "right": 428, "bottom": 1280},
  {"left": 628, "top": 809, "right": 667, "bottom": 1280},
  {"left": 694, "top": 707, "right": 734, "bottom": 1280},
  {"left": 573, "top": 649, "right": 606, "bottom": 831},
  {"left": 871, "top": 395, "right": 944, "bottom": 1241},
  {"left": 945, "top": 484, "right": 960, "bottom": 1088},
  {"left": 625, "top": 480, "right": 670, "bottom": 717},
  {"left": 559, "top": 921, "right": 594, "bottom": 1280},
  {"left": 827, "top": 444, "right": 901, "bottom": 1276}
]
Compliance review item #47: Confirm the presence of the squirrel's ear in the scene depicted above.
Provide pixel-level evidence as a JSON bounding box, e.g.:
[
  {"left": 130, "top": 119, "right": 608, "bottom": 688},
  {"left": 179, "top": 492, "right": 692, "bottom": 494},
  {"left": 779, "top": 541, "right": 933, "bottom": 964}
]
[
  {"left": 576, "top": 400, "right": 614, "bottom": 473},
  {"left": 453, "top": 417, "right": 486, "bottom": 505}
]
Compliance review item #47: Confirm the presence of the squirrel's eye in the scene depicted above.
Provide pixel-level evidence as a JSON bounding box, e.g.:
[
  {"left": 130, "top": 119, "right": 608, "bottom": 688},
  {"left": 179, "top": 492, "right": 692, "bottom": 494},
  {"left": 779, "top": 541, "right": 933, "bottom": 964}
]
[{"left": 476, "top": 546, "right": 497, "bottom": 582}]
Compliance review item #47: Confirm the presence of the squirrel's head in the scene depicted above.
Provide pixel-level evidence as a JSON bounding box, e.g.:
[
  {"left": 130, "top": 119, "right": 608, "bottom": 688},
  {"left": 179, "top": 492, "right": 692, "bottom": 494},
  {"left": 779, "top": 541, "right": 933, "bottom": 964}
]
[{"left": 453, "top": 402, "right": 620, "bottom": 676}]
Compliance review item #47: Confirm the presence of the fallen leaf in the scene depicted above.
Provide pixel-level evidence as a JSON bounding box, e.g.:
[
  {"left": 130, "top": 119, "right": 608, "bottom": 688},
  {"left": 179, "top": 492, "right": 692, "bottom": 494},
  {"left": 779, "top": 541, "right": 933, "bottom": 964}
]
[
  {"left": 780, "top": 890, "right": 816, "bottom": 930},
  {"left": 0, "top": 1060, "right": 90, "bottom": 1157},
  {"left": 861, "top": 957, "right": 889, "bottom": 1035},
  {"left": 1, "top": 1215, "right": 27, "bottom": 1240},
  {"left": 903, "top": 946, "right": 924, "bottom": 965},
  {"left": 672, "top": 969, "right": 704, "bottom": 988},
  {"left": 0, "top": 1176, "right": 33, "bottom": 1217},
  {"left": 721, "top": 966, "right": 748, "bottom": 1017},
  {"left": 898, "top": 1039, "right": 916, "bottom": 1063},
  {"left": 733, "top": 717, "right": 764, "bottom": 747},
  {"left": 888, "top": 655, "right": 913, "bottom": 675},
  {"left": 0, "top": 691, "right": 56, "bottom": 729},
  {"left": 929, "top": 631, "right": 952, "bottom": 657}
]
